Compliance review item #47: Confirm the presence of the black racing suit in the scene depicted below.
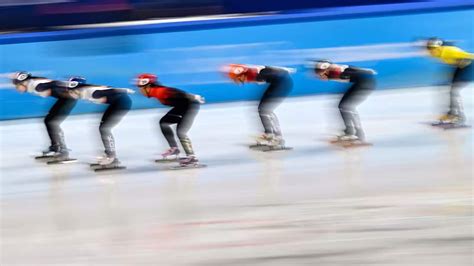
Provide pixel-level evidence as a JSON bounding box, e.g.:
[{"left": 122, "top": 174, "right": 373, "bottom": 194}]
[
  {"left": 256, "top": 67, "right": 293, "bottom": 137},
  {"left": 337, "top": 67, "right": 375, "bottom": 140}
]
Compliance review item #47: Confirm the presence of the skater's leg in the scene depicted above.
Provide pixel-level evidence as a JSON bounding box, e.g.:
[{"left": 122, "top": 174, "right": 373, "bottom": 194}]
[
  {"left": 448, "top": 65, "right": 471, "bottom": 121},
  {"left": 270, "top": 113, "right": 282, "bottom": 137},
  {"left": 99, "top": 96, "right": 131, "bottom": 158},
  {"left": 339, "top": 79, "right": 374, "bottom": 139},
  {"left": 176, "top": 103, "right": 199, "bottom": 156},
  {"left": 160, "top": 107, "right": 183, "bottom": 149},
  {"left": 338, "top": 88, "right": 357, "bottom": 136},
  {"left": 44, "top": 98, "right": 77, "bottom": 154},
  {"left": 257, "top": 78, "right": 291, "bottom": 136},
  {"left": 258, "top": 97, "right": 276, "bottom": 136}
]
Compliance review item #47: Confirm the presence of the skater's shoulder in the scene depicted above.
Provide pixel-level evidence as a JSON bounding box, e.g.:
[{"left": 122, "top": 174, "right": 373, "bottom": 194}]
[
  {"left": 344, "top": 66, "right": 376, "bottom": 74},
  {"left": 341, "top": 66, "right": 377, "bottom": 80},
  {"left": 435, "top": 45, "right": 473, "bottom": 60},
  {"left": 148, "top": 84, "right": 186, "bottom": 96}
]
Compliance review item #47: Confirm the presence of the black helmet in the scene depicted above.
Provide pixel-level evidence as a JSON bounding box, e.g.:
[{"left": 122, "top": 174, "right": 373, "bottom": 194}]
[
  {"left": 12, "top": 71, "right": 31, "bottom": 85},
  {"left": 67, "top": 76, "right": 87, "bottom": 88},
  {"left": 426, "top": 37, "right": 444, "bottom": 50}
]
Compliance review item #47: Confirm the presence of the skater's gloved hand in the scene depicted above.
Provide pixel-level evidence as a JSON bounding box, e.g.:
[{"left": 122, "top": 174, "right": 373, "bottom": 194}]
[{"left": 193, "top": 94, "right": 205, "bottom": 104}]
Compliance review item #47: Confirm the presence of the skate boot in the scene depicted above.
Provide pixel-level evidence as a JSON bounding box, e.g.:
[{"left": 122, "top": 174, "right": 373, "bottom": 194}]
[
  {"left": 35, "top": 145, "right": 59, "bottom": 159},
  {"left": 46, "top": 148, "right": 76, "bottom": 164},
  {"left": 179, "top": 155, "right": 199, "bottom": 166},
  {"left": 259, "top": 135, "right": 292, "bottom": 152},
  {"left": 250, "top": 133, "right": 274, "bottom": 148},
  {"left": 447, "top": 114, "right": 465, "bottom": 124},
  {"left": 169, "top": 155, "right": 206, "bottom": 169},
  {"left": 330, "top": 133, "right": 358, "bottom": 144},
  {"left": 157, "top": 147, "right": 180, "bottom": 161},
  {"left": 337, "top": 134, "right": 359, "bottom": 142},
  {"left": 433, "top": 113, "right": 467, "bottom": 128},
  {"left": 91, "top": 154, "right": 125, "bottom": 171},
  {"left": 43, "top": 145, "right": 58, "bottom": 156},
  {"left": 268, "top": 135, "right": 285, "bottom": 147},
  {"left": 438, "top": 114, "right": 457, "bottom": 124},
  {"left": 162, "top": 147, "right": 180, "bottom": 158},
  {"left": 330, "top": 133, "right": 371, "bottom": 147}
]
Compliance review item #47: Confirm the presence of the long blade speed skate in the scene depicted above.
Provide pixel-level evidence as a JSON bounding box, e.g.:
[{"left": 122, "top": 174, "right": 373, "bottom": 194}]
[
  {"left": 329, "top": 139, "right": 372, "bottom": 148},
  {"left": 260, "top": 145, "right": 293, "bottom": 152},
  {"left": 431, "top": 121, "right": 471, "bottom": 130},
  {"left": 90, "top": 157, "right": 126, "bottom": 172},
  {"left": 47, "top": 158, "right": 77, "bottom": 164},
  {"left": 169, "top": 164, "right": 207, "bottom": 170},
  {"left": 155, "top": 157, "right": 183, "bottom": 163},
  {"left": 35, "top": 154, "right": 56, "bottom": 160}
]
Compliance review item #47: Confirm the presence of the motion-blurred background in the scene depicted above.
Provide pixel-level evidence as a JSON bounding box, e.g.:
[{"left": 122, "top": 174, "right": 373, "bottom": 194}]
[
  {"left": 1, "top": 0, "right": 473, "bottom": 120},
  {"left": 1, "top": 0, "right": 450, "bottom": 31}
]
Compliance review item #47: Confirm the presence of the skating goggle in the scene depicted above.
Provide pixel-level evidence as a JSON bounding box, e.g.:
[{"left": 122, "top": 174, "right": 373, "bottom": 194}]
[
  {"left": 315, "top": 62, "right": 331, "bottom": 71},
  {"left": 427, "top": 40, "right": 443, "bottom": 49},
  {"left": 137, "top": 78, "right": 150, "bottom": 86},
  {"left": 16, "top": 73, "right": 29, "bottom": 82},
  {"left": 68, "top": 81, "right": 79, "bottom": 88}
]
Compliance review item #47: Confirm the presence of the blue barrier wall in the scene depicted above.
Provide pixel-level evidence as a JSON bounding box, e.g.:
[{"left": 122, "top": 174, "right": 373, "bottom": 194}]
[{"left": 0, "top": 7, "right": 473, "bottom": 120}]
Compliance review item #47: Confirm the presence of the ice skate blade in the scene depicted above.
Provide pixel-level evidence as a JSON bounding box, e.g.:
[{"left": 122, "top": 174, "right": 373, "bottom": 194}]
[
  {"left": 330, "top": 140, "right": 372, "bottom": 148},
  {"left": 432, "top": 123, "right": 471, "bottom": 130},
  {"left": 35, "top": 155, "right": 56, "bottom": 160},
  {"left": 169, "top": 164, "right": 207, "bottom": 170},
  {"left": 90, "top": 161, "right": 122, "bottom": 168},
  {"left": 90, "top": 163, "right": 101, "bottom": 168},
  {"left": 94, "top": 165, "right": 126, "bottom": 172},
  {"left": 46, "top": 158, "right": 77, "bottom": 165},
  {"left": 155, "top": 157, "right": 183, "bottom": 163},
  {"left": 249, "top": 143, "right": 267, "bottom": 149},
  {"left": 259, "top": 146, "right": 293, "bottom": 152}
]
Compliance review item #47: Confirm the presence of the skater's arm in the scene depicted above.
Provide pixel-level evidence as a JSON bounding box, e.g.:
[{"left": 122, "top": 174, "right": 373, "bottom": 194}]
[
  {"left": 337, "top": 67, "right": 375, "bottom": 82},
  {"left": 327, "top": 65, "right": 351, "bottom": 82},
  {"left": 31, "top": 81, "right": 54, "bottom": 97},
  {"left": 68, "top": 85, "right": 109, "bottom": 104},
  {"left": 114, "top": 88, "right": 135, "bottom": 94},
  {"left": 25, "top": 78, "right": 53, "bottom": 97},
  {"left": 146, "top": 85, "right": 194, "bottom": 105}
]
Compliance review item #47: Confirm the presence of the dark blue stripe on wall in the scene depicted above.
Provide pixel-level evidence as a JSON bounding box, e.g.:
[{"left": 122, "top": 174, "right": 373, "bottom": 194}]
[{"left": 0, "top": 0, "right": 473, "bottom": 45}]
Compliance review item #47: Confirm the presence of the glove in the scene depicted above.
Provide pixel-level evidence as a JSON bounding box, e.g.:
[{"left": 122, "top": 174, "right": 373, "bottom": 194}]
[{"left": 193, "top": 94, "right": 205, "bottom": 104}]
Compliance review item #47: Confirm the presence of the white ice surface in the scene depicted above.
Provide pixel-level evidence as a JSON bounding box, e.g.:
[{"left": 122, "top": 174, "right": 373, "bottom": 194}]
[{"left": 1, "top": 86, "right": 473, "bottom": 265}]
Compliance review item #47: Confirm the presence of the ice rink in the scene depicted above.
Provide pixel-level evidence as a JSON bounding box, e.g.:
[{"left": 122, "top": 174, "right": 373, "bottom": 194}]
[{"left": 1, "top": 86, "right": 473, "bottom": 265}]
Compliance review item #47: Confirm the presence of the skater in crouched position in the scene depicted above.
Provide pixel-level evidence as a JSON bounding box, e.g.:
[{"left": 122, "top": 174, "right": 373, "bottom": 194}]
[
  {"left": 11, "top": 71, "right": 77, "bottom": 161},
  {"left": 67, "top": 77, "right": 133, "bottom": 168},
  {"left": 313, "top": 60, "right": 376, "bottom": 143},
  {"left": 226, "top": 64, "right": 293, "bottom": 148},
  {"left": 136, "top": 73, "right": 204, "bottom": 166},
  {"left": 426, "top": 37, "right": 473, "bottom": 126}
]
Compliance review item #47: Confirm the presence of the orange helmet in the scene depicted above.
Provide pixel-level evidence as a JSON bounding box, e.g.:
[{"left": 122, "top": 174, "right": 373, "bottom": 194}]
[{"left": 227, "top": 64, "right": 248, "bottom": 82}]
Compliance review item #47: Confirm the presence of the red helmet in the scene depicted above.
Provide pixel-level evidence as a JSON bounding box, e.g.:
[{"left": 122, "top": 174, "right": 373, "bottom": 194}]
[
  {"left": 314, "top": 60, "right": 332, "bottom": 73},
  {"left": 136, "top": 73, "right": 157, "bottom": 87}
]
